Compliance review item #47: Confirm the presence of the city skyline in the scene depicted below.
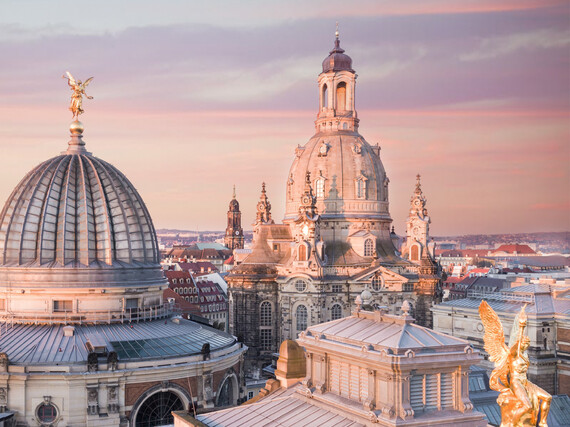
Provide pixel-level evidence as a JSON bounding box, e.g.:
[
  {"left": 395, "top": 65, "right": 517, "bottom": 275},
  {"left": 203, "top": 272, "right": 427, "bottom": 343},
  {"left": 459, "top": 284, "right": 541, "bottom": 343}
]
[{"left": 0, "top": 0, "right": 568, "bottom": 236}]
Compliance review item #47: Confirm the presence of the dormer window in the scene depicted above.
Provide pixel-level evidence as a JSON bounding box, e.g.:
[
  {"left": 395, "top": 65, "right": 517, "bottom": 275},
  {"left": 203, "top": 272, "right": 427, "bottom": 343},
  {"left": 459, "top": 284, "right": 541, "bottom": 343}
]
[
  {"left": 355, "top": 173, "right": 368, "bottom": 199},
  {"left": 364, "top": 238, "right": 375, "bottom": 257}
]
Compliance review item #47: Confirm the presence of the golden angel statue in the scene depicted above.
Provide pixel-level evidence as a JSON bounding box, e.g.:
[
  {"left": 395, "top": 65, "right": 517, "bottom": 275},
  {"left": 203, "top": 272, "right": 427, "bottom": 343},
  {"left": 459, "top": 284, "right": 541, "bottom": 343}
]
[
  {"left": 63, "top": 71, "right": 93, "bottom": 119},
  {"left": 479, "top": 301, "right": 551, "bottom": 426}
]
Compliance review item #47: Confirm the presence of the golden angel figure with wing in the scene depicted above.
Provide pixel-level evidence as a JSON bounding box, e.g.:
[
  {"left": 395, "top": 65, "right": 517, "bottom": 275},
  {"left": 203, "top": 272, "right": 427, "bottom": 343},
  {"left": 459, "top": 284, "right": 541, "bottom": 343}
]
[
  {"left": 63, "top": 71, "right": 93, "bottom": 119},
  {"left": 479, "top": 301, "right": 551, "bottom": 426}
]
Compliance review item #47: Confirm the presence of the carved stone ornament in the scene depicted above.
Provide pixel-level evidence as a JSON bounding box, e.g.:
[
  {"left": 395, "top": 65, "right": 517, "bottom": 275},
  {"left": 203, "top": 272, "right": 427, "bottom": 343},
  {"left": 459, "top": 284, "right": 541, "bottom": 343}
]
[
  {"left": 87, "top": 387, "right": 99, "bottom": 415},
  {"left": 0, "top": 353, "right": 8, "bottom": 372},
  {"left": 107, "top": 385, "right": 119, "bottom": 414},
  {"left": 0, "top": 387, "right": 7, "bottom": 407}
]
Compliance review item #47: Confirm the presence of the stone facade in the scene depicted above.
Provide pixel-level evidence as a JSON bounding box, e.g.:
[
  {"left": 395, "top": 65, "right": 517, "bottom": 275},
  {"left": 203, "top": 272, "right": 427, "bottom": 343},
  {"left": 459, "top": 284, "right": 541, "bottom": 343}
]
[{"left": 227, "top": 35, "right": 441, "bottom": 375}]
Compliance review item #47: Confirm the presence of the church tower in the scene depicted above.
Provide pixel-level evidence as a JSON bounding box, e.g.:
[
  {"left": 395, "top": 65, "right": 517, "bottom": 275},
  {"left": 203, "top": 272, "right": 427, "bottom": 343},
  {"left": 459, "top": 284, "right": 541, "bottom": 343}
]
[
  {"left": 224, "top": 186, "right": 244, "bottom": 250},
  {"left": 401, "top": 174, "right": 433, "bottom": 263}
]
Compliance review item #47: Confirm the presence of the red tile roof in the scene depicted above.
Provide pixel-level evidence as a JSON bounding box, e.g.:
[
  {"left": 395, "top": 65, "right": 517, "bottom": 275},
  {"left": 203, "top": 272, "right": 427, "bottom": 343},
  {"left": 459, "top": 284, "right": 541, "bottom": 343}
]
[{"left": 493, "top": 244, "right": 536, "bottom": 255}]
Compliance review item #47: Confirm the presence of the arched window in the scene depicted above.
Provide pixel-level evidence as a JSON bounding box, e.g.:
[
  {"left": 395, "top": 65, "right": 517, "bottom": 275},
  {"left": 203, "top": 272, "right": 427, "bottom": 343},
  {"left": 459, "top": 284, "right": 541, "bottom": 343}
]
[
  {"left": 336, "top": 82, "right": 347, "bottom": 111},
  {"left": 364, "top": 239, "right": 375, "bottom": 257},
  {"left": 322, "top": 84, "right": 328, "bottom": 109},
  {"left": 411, "top": 244, "right": 420, "bottom": 261},
  {"left": 372, "top": 275, "right": 383, "bottom": 291},
  {"left": 260, "top": 301, "right": 272, "bottom": 326},
  {"left": 298, "top": 244, "right": 307, "bottom": 261},
  {"left": 296, "top": 305, "right": 308, "bottom": 332},
  {"left": 331, "top": 304, "right": 342, "bottom": 321},
  {"left": 135, "top": 391, "right": 183, "bottom": 427},
  {"left": 315, "top": 178, "right": 325, "bottom": 198}
]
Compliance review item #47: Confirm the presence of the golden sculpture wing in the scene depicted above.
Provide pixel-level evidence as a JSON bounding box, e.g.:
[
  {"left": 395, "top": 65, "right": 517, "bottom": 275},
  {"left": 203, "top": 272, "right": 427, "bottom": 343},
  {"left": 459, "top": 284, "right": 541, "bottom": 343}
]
[
  {"left": 83, "top": 77, "right": 94, "bottom": 87},
  {"left": 478, "top": 300, "right": 508, "bottom": 364},
  {"left": 65, "top": 71, "right": 76, "bottom": 86}
]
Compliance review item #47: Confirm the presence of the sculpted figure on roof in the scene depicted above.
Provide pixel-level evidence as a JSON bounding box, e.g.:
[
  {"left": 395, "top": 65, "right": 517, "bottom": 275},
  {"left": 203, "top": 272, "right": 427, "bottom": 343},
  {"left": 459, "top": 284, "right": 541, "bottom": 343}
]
[
  {"left": 63, "top": 71, "right": 93, "bottom": 119},
  {"left": 479, "top": 301, "right": 551, "bottom": 426}
]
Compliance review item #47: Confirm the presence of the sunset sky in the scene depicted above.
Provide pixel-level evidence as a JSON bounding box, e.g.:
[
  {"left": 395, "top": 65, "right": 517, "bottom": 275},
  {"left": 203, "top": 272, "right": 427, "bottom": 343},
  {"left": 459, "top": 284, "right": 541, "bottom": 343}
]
[{"left": 0, "top": 0, "right": 568, "bottom": 236}]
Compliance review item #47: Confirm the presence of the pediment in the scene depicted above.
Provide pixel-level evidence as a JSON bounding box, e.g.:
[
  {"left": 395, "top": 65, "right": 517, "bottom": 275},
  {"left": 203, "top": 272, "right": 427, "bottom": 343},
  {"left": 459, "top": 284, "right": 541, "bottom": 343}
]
[{"left": 353, "top": 265, "right": 408, "bottom": 283}]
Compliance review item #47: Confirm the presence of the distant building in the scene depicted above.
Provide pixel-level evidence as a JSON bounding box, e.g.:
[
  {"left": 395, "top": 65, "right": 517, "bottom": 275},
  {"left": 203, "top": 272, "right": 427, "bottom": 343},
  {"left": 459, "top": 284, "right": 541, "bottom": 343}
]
[
  {"left": 166, "top": 244, "right": 232, "bottom": 270},
  {"left": 432, "top": 280, "right": 570, "bottom": 395},
  {"left": 490, "top": 244, "right": 537, "bottom": 256},
  {"left": 164, "top": 270, "right": 229, "bottom": 331},
  {"left": 224, "top": 186, "right": 244, "bottom": 250}
]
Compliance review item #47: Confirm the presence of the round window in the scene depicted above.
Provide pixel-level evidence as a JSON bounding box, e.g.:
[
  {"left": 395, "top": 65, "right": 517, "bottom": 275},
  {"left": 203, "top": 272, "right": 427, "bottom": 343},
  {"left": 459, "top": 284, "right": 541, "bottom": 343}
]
[
  {"left": 371, "top": 275, "right": 383, "bottom": 291},
  {"left": 37, "top": 403, "right": 58, "bottom": 424},
  {"left": 295, "top": 280, "right": 307, "bottom": 292}
]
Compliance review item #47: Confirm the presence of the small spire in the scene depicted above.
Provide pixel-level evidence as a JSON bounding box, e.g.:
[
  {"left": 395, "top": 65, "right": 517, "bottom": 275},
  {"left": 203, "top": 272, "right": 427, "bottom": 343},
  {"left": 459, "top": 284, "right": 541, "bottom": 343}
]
[
  {"left": 335, "top": 22, "right": 339, "bottom": 39},
  {"left": 232, "top": 184, "right": 236, "bottom": 199}
]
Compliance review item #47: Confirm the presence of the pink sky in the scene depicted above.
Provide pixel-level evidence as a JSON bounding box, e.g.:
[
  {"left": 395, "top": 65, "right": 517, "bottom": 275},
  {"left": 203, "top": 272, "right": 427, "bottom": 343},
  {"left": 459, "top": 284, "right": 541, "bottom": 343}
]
[{"left": 0, "top": 0, "right": 568, "bottom": 235}]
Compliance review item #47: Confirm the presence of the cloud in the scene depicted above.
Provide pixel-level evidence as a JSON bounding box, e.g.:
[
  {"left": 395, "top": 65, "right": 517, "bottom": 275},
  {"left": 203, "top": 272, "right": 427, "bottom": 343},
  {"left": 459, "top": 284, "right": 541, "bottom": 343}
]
[
  {"left": 530, "top": 202, "right": 570, "bottom": 211},
  {"left": 460, "top": 28, "right": 570, "bottom": 61}
]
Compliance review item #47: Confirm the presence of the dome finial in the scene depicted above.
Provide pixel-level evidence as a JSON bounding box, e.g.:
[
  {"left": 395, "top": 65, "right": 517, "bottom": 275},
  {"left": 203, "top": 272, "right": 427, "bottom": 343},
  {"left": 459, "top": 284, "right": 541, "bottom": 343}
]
[
  {"left": 232, "top": 184, "right": 236, "bottom": 199},
  {"left": 335, "top": 21, "right": 339, "bottom": 39}
]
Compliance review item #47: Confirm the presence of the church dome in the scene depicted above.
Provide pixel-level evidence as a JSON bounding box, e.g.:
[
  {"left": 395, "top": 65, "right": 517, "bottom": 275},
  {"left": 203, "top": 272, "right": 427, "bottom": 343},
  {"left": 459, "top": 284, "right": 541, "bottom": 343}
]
[
  {"left": 284, "top": 133, "right": 389, "bottom": 222},
  {"left": 0, "top": 122, "right": 166, "bottom": 322},
  {"left": 283, "top": 33, "right": 394, "bottom": 257}
]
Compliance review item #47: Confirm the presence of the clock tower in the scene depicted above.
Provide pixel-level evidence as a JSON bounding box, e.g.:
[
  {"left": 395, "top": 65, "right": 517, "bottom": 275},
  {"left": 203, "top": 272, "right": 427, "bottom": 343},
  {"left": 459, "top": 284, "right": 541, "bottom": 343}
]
[{"left": 224, "top": 186, "right": 244, "bottom": 250}]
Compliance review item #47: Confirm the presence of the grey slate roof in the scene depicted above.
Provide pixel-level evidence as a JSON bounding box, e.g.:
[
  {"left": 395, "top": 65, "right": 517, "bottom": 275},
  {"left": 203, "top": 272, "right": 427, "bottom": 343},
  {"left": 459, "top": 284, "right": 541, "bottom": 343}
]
[
  {"left": 306, "top": 312, "right": 470, "bottom": 354},
  {"left": 196, "top": 386, "right": 364, "bottom": 427},
  {"left": 439, "top": 283, "right": 570, "bottom": 316},
  {"left": 0, "top": 317, "right": 236, "bottom": 365}
]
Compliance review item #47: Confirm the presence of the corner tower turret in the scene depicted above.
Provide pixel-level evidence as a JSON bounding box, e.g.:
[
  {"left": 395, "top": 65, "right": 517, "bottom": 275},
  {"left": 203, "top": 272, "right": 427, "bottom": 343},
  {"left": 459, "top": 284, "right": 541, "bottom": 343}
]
[{"left": 401, "top": 174, "right": 435, "bottom": 263}]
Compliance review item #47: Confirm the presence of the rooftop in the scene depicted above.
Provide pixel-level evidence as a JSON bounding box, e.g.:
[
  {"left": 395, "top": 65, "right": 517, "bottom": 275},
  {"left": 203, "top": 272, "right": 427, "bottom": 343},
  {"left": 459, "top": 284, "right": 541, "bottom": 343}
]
[{"left": 0, "top": 317, "right": 236, "bottom": 365}]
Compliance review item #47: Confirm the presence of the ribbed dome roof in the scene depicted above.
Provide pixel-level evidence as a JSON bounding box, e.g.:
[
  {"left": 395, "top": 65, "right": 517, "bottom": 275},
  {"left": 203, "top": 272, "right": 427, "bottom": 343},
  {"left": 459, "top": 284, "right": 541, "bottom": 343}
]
[
  {"left": 0, "top": 130, "right": 159, "bottom": 268},
  {"left": 322, "top": 37, "right": 353, "bottom": 73}
]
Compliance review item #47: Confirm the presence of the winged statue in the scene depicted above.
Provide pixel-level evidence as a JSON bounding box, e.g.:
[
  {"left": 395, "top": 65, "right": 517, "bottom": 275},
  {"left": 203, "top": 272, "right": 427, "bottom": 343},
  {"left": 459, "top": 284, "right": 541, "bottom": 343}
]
[
  {"left": 478, "top": 301, "right": 551, "bottom": 426},
  {"left": 63, "top": 71, "right": 94, "bottom": 119}
]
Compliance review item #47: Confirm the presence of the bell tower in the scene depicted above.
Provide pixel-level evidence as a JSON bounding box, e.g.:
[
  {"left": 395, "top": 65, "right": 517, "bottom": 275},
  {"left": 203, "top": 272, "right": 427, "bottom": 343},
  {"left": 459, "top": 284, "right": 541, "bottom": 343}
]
[
  {"left": 316, "top": 26, "right": 359, "bottom": 134},
  {"left": 224, "top": 186, "right": 244, "bottom": 250}
]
